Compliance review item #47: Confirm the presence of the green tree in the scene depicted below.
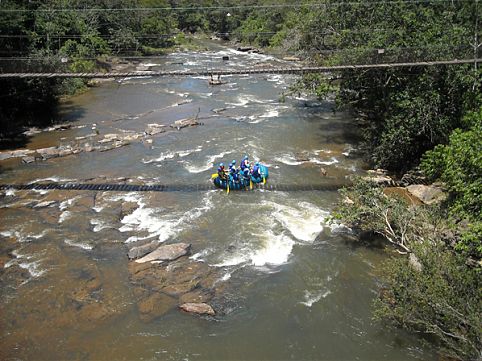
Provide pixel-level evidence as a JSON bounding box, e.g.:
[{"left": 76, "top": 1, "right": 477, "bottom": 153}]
[{"left": 421, "top": 107, "right": 482, "bottom": 258}]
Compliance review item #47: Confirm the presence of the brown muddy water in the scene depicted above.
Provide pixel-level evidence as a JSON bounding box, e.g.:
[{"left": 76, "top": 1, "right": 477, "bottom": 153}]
[{"left": 0, "top": 42, "right": 437, "bottom": 360}]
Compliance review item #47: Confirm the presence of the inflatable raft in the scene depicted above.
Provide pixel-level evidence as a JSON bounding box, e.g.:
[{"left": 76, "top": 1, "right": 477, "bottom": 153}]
[{"left": 213, "top": 164, "right": 269, "bottom": 190}]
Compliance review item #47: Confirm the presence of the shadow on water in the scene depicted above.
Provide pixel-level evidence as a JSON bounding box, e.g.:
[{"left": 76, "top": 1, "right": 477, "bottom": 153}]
[
  {"left": 0, "top": 98, "right": 86, "bottom": 151},
  {"left": 340, "top": 231, "right": 388, "bottom": 251}
]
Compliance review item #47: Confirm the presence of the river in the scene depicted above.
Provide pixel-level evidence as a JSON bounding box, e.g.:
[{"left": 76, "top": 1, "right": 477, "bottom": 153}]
[{"left": 0, "top": 42, "right": 436, "bottom": 360}]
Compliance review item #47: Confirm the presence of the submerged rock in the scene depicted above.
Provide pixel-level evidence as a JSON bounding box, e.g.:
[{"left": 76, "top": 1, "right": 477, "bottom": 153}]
[
  {"left": 179, "top": 302, "right": 215, "bottom": 316},
  {"left": 137, "top": 293, "right": 177, "bottom": 322},
  {"left": 135, "top": 243, "right": 191, "bottom": 263}
]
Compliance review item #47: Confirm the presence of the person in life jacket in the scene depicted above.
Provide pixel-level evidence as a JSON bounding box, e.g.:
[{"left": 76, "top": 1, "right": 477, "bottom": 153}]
[
  {"left": 240, "top": 155, "right": 249, "bottom": 171},
  {"left": 229, "top": 160, "right": 237, "bottom": 174},
  {"left": 251, "top": 162, "right": 261, "bottom": 179},
  {"left": 217, "top": 163, "right": 227, "bottom": 180},
  {"left": 232, "top": 169, "right": 240, "bottom": 183},
  {"left": 242, "top": 167, "right": 251, "bottom": 184}
]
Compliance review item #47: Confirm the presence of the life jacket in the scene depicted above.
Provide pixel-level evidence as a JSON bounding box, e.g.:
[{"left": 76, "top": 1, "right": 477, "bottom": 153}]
[
  {"left": 240, "top": 159, "right": 249, "bottom": 170},
  {"left": 217, "top": 166, "right": 226, "bottom": 179},
  {"left": 252, "top": 165, "right": 260, "bottom": 178},
  {"left": 232, "top": 172, "right": 240, "bottom": 182}
]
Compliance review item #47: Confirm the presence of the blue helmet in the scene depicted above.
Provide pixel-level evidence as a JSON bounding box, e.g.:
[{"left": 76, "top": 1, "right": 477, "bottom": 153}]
[
  {"left": 255, "top": 162, "right": 259, "bottom": 166},
  {"left": 232, "top": 160, "right": 236, "bottom": 164},
  {"left": 243, "top": 155, "right": 248, "bottom": 160},
  {"left": 219, "top": 162, "right": 224, "bottom": 167}
]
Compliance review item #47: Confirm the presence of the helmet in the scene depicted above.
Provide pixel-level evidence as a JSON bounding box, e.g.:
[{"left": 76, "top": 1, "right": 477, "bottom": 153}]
[
  {"left": 243, "top": 155, "right": 248, "bottom": 160},
  {"left": 255, "top": 162, "right": 259, "bottom": 166},
  {"left": 232, "top": 160, "right": 236, "bottom": 164},
  {"left": 219, "top": 162, "right": 224, "bottom": 167}
]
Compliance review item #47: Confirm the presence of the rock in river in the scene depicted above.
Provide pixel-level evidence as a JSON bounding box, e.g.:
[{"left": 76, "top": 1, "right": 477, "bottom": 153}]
[
  {"left": 179, "top": 302, "right": 215, "bottom": 316},
  {"left": 135, "top": 243, "right": 191, "bottom": 263},
  {"left": 406, "top": 184, "right": 446, "bottom": 205},
  {"left": 128, "top": 241, "right": 159, "bottom": 260}
]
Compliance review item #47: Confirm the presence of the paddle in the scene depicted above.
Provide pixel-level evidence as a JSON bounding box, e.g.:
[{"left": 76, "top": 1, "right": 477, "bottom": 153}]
[{"left": 211, "top": 173, "right": 218, "bottom": 179}]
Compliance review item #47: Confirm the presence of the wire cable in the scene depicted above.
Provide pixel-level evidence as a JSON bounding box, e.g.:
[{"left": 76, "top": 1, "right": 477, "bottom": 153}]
[{"left": 0, "top": 0, "right": 471, "bottom": 13}]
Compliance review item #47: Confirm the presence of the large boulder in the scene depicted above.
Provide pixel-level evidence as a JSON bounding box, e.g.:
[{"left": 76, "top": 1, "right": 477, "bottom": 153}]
[
  {"left": 128, "top": 241, "right": 159, "bottom": 260},
  {"left": 128, "top": 258, "right": 218, "bottom": 297},
  {"left": 406, "top": 184, "right": 445, "bottom": 205},
  {"left": 135, "top": 243, "right": 191, "bottom": 264},
  {"left": 179, "top": 302, "right": 215, "bottom": 316}
]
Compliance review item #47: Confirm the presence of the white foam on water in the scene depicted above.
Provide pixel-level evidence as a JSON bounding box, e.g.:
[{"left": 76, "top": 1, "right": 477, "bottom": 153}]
[
  {"left": 121, "top": 76, "right": 152, "bottom": 81},
  {"left": 177, "top": 147, "right": 203, "bottom": 157},
  {"left": 59, "top": 211, "right": 72, "bottom": 223},
  {"left": 245, "top": 52, "right": 276, "bottom": 62},
  {"left": 277, "top": 154, "right": 305, "bottom": 166},
  {"left": 220, "top": 272, "right": 232, "bottom": 281},
  {"left": 250, "top": 230, "right": 294, "bottom": 267},
  {"left": 0, "top": 230, "right": 13, "bottom": 237},
  {"left": 260, "top": 109, "right": 279, "bottom": 118},
  {"left": 121, "top": 191, "right": 214, "bottom": 243},
  {"left": 309, "top": 156, "right": 339, "bottom": 166},
  {"left": 268, "top": 201, "right": 328, "bottom": 243},
  {"left": 213, "top": 253, "right": 250, "bottom": 267},
  {"left": 182, "top": 150, "right": 232, "bottom": 174},
  {"left": 300, "top": 289, "right": 332, "bottom": 307},
  {"left": 108, "top": 192, "right": 143, "bottom": 204},
  {"left": 64, "top": 239, "right": 94, "bottom": 250},
  {"left": 4, "top": 249, "right": 47, "bottom": 277},
  {"left": 59, "top": 196, "right": 80, "bottom": 211},
  {"left": 226, "top": 94, "right": 264, "bottom": 107},
  {"left": 5, "top": 188, "right": 15, "bottom": 196},
  {"left": 142, "top": 62, "right": 161, "bottom": 67},
  {"left": 90, "top": 218, "right": 112, "bottom": 232},
  {"left": 143, "top": 147, "right": 202, "bottom": 164},
  {"left": 19, "top": 260, "right": 47, "bottom": 278},
  {"left": 28, "top": 177, "right": 74, "bottom": 184},
  {"left": 190, "top": 248, "right": 212, "bottom": 261},
  {"left": 142, "top": 151, "right": 176, "bottom": 164},
  {"left": 31, "top": 189, "right": 50, "bottom": 195},
  {"left": 28, "top": 230, "right": 48, "bottom": 240}
]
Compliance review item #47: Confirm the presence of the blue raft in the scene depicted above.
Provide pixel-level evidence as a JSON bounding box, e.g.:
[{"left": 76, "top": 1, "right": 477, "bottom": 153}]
[{"left": 213, "top": 164, "right": 269, "bottom": 190}]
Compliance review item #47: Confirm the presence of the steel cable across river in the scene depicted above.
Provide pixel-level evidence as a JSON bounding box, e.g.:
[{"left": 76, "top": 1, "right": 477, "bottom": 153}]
[{"left": 0, "top": 41, "right": 438, "bottom": 360}]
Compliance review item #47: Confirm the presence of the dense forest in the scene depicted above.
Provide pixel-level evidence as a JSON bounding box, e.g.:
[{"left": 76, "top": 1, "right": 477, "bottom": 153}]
[{"left": 1, "top": 1, "right": 480, "bottom": 359}]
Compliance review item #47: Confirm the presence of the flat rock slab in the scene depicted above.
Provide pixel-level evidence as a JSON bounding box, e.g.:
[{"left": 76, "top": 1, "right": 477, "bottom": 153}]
[
  {"left": 171, "top": 118, "right": 200, "bottom": 129},
  {"left": 135, "top": 243, "right": 191, "bottom": 263},
  {"left": 179, "top": 302, "right": 215, "bottom": 316}
]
